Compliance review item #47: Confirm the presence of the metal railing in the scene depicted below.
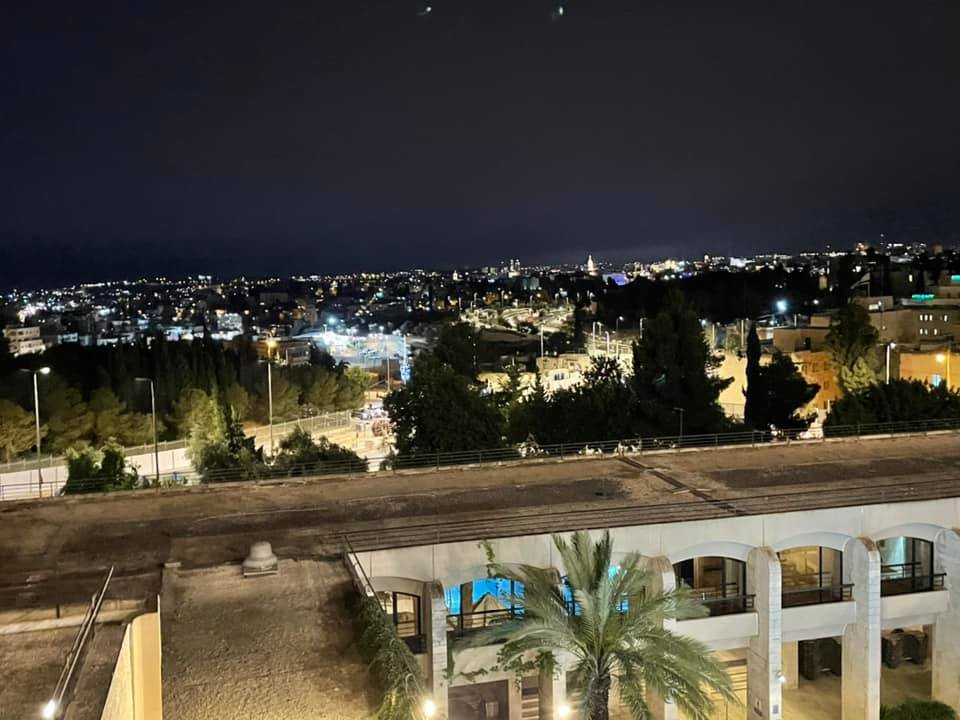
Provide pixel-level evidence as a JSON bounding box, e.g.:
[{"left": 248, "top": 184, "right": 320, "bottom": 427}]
[
  {"left": 781, "top": 583, "right": 853, "bottom": 608},
  {"left": 9, "top": 414, "right": 960, "bottom": 502},
  {"left": 447, "top": 607, "right": 522, "bottom": 638},
  {"left": 880, "top": 564, "right": 946, "bottom": 596},
  {"left": 698, "top": 593, "right": 756, "bottom": 616},
  {"left": 43, "top": 566, "right": 114, "bottom": 719},
  {"left": 0, "top": 410, "right": 353, "bottom": 475}
]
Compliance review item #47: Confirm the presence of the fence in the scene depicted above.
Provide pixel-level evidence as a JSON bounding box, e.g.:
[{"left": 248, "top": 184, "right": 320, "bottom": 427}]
[
  {"left": 8, "top": 415, "right": 960, "bottom": 501},
  {"left": 0, "top": 410, "right": 354, "bottom": 501}
]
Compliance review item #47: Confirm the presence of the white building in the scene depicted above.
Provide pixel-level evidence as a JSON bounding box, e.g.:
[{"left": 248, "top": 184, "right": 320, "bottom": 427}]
[
  {"left": 3, "top": 325, "right": 44, "bottom": 356},
  {"left": 347, "top": 436, "right": 960, "bottom": 720}
]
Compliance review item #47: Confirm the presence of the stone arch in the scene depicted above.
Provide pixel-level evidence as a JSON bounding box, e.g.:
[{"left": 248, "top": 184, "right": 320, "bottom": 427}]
[
  {"left": 772, "top": 531, "right": 853, "bottom": 552},
  {"left": 668, "top": 541, "right": 755, "bottom": 564},
  {"left": 873, "top": 522, "right": 948, "bottom": 543}
]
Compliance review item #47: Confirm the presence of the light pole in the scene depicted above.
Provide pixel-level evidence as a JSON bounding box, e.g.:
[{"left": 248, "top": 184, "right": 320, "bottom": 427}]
[
  {"left": 937, "top": 348, "right": 952, "bottom": 391},
  {"left": 135, "top": 377, "right": 160, "bottom": 486},
  {"left": 885, "top": 343, "right": 896, "bottom": 384},
  {"left": 266, "top": 339, "right": 277, "bottom": 456},
  {"left": 31, "top": 367, "right": 50, "bottom": 495},
  {"left": 673, "top": 406, "right": 685, "bottom": 442},
  {"left": 616, "top": 316, "right": 624, "bottom": 333}
]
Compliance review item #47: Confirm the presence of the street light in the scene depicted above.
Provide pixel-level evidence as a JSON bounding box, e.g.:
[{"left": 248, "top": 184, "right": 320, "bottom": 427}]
[
  {"left": 936, "top": 348, "right": 952, "bottom": 391},
  {"left": 422, "top": 698, "right": 437, "bottom": 719},
  {"left": 556, "top": 704, "right": 571, "bottom": 720},
  {"left": 135, "top": 377, "right": 160, "bottom": 487},
  {"left": 265, "top": 340, "right": 279, "bottom": 456},
  {"left": 673, "top": 406, "right": 685, "bottom": 443},
  {"left": 22, "top": 367, "right": 51, "bottom": 496},
  {"left": 885, "top": 343, "right": 896, "bottom": 384}
]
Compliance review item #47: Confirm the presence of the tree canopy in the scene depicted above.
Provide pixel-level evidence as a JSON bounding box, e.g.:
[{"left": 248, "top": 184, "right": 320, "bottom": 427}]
[
  {"left": 827, "top": 302, "right": 880, "bottom": 392},
  {"left": 826, "top": 379, "right": 960, "bottom": 428},
  {"left": 472, "top": 530, "right": 736, "bottom": 720}
]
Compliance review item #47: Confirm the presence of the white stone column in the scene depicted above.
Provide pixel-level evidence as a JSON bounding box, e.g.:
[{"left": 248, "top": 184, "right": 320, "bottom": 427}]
[
  {"left": 842, "top": 537, "right": 881, "bottom": 720},
  {"left": 782, "top": 642, "right": 799, "bottom": 690},
  {"left": 508, "top": 679, "right": 524, "bottom": 720},
  {"left": 645, "top": 556, "right": 680, "bottom": 720},
  {"left": 933, "top": 529, "right": 960, "bottom": 712},
  {"left": 425, "top": 582, "right": 450, "bottom": 719},
  {"left": 539, "top": 661, "right": 567, "bottom": 720},
  {"left": 747, "top": 546, "right": 783, "bottom": 720}
]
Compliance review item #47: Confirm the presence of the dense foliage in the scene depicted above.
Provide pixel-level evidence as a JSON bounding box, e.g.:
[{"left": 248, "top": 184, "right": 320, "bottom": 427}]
[
  {"left": 881, "top": 701, "right": 957, "bottom": 720},
  {"left": 352, "top": 592, "right": 426, "bottom": 720},
  {"left": 744, "top": 322, "right": 819, "bottom": 430},
  {"left": 0, "top": 334, "right": 367, "bottom": 461},
  {"left": 826, "top": 379, "right": 960, "bottom": 427},
  {"left": 64, "top": 440, "right": 141, "bottom": 494},
  {"left": 472, "top": 530, "right": 736, "bottom": 720},
  {"left": 827, "top": 302, "right": 880, "bottom": 392}
]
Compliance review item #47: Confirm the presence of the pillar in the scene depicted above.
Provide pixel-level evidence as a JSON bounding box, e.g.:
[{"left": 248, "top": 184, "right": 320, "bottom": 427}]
[
  {"left": 842, "top": 537, "right": 881, "bottom": 720},
  {"left": 645, "top": 556, "right": 680, "bottom": 720},
  {"left": 508, "top": 679, "right": 523, "bottom": 720},
  {"left": 538, "top": 661, "right": 566, "bottom": 720},
  {"left": 933, "top": 529, "right": 960, "bottom": 712},
  {"left": 782, "top": 642, "right": 799, "bottom": 690},
  {"left": 425, "top": 582, "right": 450, "bottom": 719},
  {"left": 747, "top": 546, "right": 782, "bottom": 720}
]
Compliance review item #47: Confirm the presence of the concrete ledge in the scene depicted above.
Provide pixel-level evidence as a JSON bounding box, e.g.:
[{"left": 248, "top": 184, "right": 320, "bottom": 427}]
[{"left": 0, "top": 599, "right": 149, "bottom": 635}]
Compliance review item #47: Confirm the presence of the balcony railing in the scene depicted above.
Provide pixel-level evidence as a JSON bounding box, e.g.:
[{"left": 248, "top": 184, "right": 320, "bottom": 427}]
[
  {"left": 698, "top": 593, "right": 756, "bottom": 616},
  {"left": 782, "top": 583, "right": 853, "bottom": 608},
  {"left": 447, "top": 607, "right": 522, "bottom": 638},
  {"left": 880, "top": 564, "right": 946, "bottom": 597}
]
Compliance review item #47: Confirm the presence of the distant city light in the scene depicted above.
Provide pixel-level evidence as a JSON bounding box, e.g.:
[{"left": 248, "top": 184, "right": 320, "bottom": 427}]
[{"left": 775, "top": 299, "right": 788, "bottom": 314}]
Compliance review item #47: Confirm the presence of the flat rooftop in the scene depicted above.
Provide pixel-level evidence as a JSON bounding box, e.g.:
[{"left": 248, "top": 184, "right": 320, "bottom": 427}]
[
  {"left": 162, "top": 559, "right": 376, "bottom": 720},
  {"left": 2, "top": 433, "right": 960, "bottom": 609}
]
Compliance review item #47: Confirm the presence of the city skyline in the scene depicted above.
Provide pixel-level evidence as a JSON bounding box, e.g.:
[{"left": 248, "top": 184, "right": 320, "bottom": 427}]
[{"left": 3, "top": 0, "right": 959, "bottom": 289}]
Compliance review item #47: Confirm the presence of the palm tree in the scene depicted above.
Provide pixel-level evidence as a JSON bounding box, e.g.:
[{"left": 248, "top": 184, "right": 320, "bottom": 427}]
[{"left": 473, "top": 530, "right": 737, "bottom": 720}]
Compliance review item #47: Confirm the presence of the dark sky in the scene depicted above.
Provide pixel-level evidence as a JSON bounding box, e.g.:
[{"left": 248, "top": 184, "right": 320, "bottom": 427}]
[{"left": 2, "top": 1, "right": 959, "bottom": 289}]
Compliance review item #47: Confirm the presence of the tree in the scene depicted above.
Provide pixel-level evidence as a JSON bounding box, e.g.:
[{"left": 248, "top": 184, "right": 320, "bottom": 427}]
[
  {"left": 334, "top": 367, "right": 369, "bottom": 410},
  {"left": 187, "top": 397, "right": 263, "bottom": 481},
  {"left": 223, "top": 383, "right": 250, "bottom": 420},
  {"left": 473, "top": 530, "right": 736, "bottom": 720},
  {"left": 826, "top": 379, "right": 960, "bottom": 428},
  {"left": 385, "top": 354, "right": 503, "bottom": 456},
  {"left": 827, "top": 302, "right": 880, "bottom": 392},
  {"left": 168, "top": 388, "right": 211, "bottom": 438},
  {"left": 743, "top": 322, "right": 762, "bottom": 426},
  {"left": 63, "top": 440, "right": 140, "bottom": 494},
  {"left": 89, "top": 387, "right": 152, "bottom": 446},
  {"left": 305, "top": 369, "right": 338, "bottom": 413},
  {"left": 433, "top": 322, "right": 479, "bottom": 379},
  {"left": 42, "top": 380, "right": 94, "bottom": 453},
  {"left": 273, "top": 426, "right": 366, "bottom": 474},
  {"left": 0, "top": 399, "right": 41, "bottom": 462},
  {"left": 631, "top": 291, "right": 731, "bottom": 436},
  {"left": 745, "top": 351, "right": 819, "bottom": 431},
  {"left": 252, "top": 371, "right": 300, "bottom": 423}
]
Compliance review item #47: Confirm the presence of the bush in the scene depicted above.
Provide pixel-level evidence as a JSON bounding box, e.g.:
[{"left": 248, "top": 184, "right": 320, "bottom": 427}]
[
  {"left": 881, "top": 700, "right": 957, "bottom": 720},
  {"left": 352, "top": 593, "right": 426, "bottom": 720}
]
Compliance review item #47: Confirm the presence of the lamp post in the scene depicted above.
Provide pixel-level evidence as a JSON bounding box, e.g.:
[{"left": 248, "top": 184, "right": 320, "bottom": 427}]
[
  {"left": 885, "top": 343, "right": 896, "bottom": 384},
  {"left": 266, "top": 339, "right": 277, "bottom": 456},
  {"left": 937, "top": 348, "right": 952, "bottom": 391},
  {"left": 31, "top": 367, "right": 50, "bottom": 495},
  {"left": 135, "top": 377, "right": 160, "bottom": 486},
  {"left": 673, "top": 406, "right": 685, "bottom": 443}
]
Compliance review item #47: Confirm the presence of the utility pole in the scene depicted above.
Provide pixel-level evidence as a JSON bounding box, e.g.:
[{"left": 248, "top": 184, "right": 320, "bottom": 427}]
[{"left": 135, "top": 377, "right": 160, "bottom": 486}]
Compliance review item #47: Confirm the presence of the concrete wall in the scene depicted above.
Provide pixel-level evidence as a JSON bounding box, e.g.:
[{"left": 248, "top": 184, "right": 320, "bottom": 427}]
[{"left": 100, "top": 610, "right": 163, "bottom": 720}]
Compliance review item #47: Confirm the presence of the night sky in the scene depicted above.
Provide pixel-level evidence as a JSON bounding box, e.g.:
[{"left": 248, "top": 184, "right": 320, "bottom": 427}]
[{"left": 2, "top": 1, "right": 959, "bottom": 288}]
